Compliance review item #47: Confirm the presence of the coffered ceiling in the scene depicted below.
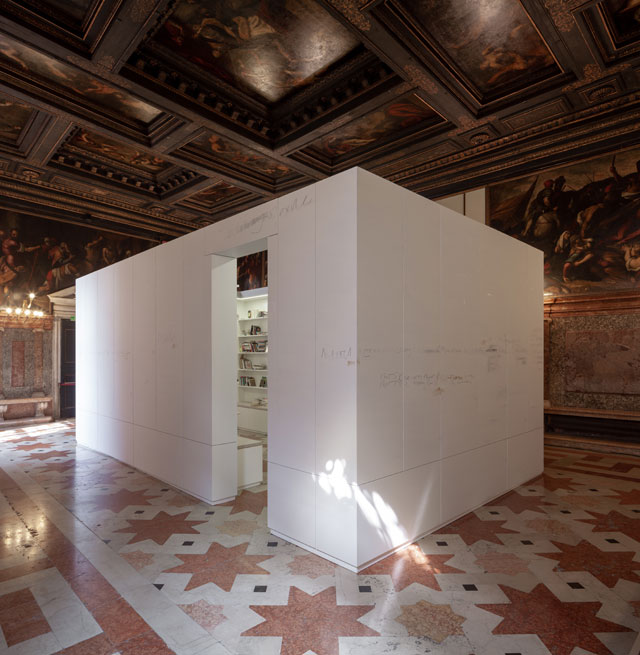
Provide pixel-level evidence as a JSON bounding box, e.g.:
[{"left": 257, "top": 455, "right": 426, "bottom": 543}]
[{"left": 0, "top": 0, "right": 639, "bottom": 242}]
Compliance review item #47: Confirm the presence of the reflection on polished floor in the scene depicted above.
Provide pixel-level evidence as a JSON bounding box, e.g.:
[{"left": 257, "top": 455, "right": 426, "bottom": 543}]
[{"left": 0, "top": 421, "right": 638, "bottom": 655}]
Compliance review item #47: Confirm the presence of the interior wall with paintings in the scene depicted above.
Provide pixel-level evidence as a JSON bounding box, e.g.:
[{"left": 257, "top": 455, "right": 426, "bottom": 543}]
[
  {"left": 484, "top": 146, "right": 640, "bottom": 422},
  {"left": 0, "top": 209, "right": 153, "bottom": 415}
]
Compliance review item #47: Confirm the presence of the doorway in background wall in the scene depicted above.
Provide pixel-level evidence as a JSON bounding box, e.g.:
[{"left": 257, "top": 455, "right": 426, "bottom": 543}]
[{"left": 59, "top": 318, "right": 75, "bottom": 418}]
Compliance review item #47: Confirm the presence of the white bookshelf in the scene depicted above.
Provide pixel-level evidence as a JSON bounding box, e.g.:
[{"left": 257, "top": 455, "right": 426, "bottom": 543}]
[{"left": 237, "top": 288, "right": 268, "bottom": 435}]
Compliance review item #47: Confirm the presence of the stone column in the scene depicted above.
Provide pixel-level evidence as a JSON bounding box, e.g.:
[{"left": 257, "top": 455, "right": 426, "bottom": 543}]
[{"left": 32, "top": 328, "right": 45, "bottom": 397}]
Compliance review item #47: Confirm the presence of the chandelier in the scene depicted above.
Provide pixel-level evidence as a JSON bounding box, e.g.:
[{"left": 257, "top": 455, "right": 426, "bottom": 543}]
[{"left": 2, "top": 293, "right": 46, "bottom": 318}]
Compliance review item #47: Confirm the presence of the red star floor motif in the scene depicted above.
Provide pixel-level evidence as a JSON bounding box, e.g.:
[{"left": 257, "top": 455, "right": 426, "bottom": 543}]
[
  {"left": 534, "top": 473, "right": 578, "bottom": 492},
  {"left": 540, "top": 540, "right": 640, "bottom": 587},
  {"left": 479, "top": 583, "right": 631, "bottom": 655},
  {"left": 581, "top": 510, "right": 640, "bottom": 543},
  {"left": 113, "top": 511, "right": 206, "bottom": 545},
  {"left": 164, "top": 542, "right": 271, "bottom": 591},
  {"left": 243, "top": 586, "right": 378, "bottom": 655},
  {"left": 361, "top": 545, "right": 462, "bottom": 591},
  {"left": 85, "top": 488, "right": 160, "bottom": 514},
  {"left": 11, "top": 442, "right": 54, "bottom": 451},
  {"left": 434, "top": 512, "right": 518, "bottom": 545},
  {"left": 26, "top": 450, "right": 72, "bottom": 461},
  {"left": 489, "top": 490, "right": 554, "bottom": 515},
  {"left": 33, "top": 460, "right": 76, "bottom": 474},
  {"left": 608, "top": 488, "right": 640, "bottom": 505},
  {"left": 220, "top": 489, "right": 267, "bottom": 516}
]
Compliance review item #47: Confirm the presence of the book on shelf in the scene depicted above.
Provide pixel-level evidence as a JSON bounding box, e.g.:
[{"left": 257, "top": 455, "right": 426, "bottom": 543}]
[{"left": 240, "top": 340, "right": 268, "bottom": 353}]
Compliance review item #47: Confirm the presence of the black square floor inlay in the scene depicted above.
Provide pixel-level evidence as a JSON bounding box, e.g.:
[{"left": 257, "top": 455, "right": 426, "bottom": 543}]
[
  {"left": 153, "top": 583, "right": 164, "bottom": 590},
  {"left": 505, "top": 652, "right": 522, "bottom": 655},
  {"left": 128, "top": 471, "right": 134, "bottom": 474},
  {"left": 560, "top": 510, "right": 571, "bottom": 514},
  {"left": 161, "top": 488, "right": 169, "bottom": 492},
  {"left": 359, "top": 585, "right": 372, "bottom": 593},
  {"left": 267, "top": 541, "right": 278, "bottom": 547},
  {"left": 134, "top": 510, "right": 144, "bottom": 514},
  {"left": 521, "top": 540, "right": 533, "bottom": 545},
  {"left": 182, "top": 540, "right": 194, "bottom": 546},
  {"left": 633, "top": 509, "right": 640, "bottom": 513},
  {"left": 589, "top": 489, "right": 598, "bottom": 492},
  {"left": 254, "top": 585, "right": 267, "bottom": 592},
  {"left": 463, "top": 584, "right": 477, "bottom": 591},
  {"left": 103, "top": 539, "right": 110, "bottom": 544},
  {"left": 489, "top": 511, "right": 499, "bottom": 515},
  {"left": 568, "top": 582, "right": 584, "bottom": 589},
  {"left": 436, "top": 541, "right": 448, "bottom": 546},
  {"left": 606, "top": 538, "right": 619, "bottom": 543},
  {"left": 206, "top": 511, "right": 215, "bottom": 515}
]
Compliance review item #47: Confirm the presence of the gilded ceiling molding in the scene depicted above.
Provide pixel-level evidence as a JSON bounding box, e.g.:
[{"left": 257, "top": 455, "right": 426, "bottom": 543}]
[
  {"left": 395, "top": 116, "right": 640, "bottom": 191},
  {"left": 327, "top": 0, "right": 371, "bottom": 31},
  {"left": 128, "top": 0, "right": 159, "bottom": 24},
  {"left": 543, "top": 0, "right": 575, "bottom": 33},
  {"left": 454, "top": 115, "right": 487, "bottom": 132},
  {"left": 65, "top": 54, "right": 134, "bottom": 88},
  {"left": 388, "top": 100, "right": 640, "bottom": 186},
  {"left": 0, "top": 169, "right": 193, "bottom": 230},
  {"left": 563, "top": 62, "right": 630, "bottom": 91},
  {"left": 403, "top": 64, "right": 438, "bottom": 96}
]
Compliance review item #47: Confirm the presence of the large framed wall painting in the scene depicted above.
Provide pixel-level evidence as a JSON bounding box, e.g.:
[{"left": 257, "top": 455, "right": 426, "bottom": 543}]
[{"left": 487, "top": 147, "right": 640, "bottom": 296}]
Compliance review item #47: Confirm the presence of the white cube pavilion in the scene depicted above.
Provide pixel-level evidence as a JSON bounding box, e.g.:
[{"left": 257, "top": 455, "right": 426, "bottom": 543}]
[{"left": 77, "top": 167, "right": 543, "bottom": 572}]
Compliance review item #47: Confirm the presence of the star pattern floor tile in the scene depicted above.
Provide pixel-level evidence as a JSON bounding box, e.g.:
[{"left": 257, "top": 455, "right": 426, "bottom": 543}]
[{"left": 0, "top": 421, "right": 638, "bottom": 655}]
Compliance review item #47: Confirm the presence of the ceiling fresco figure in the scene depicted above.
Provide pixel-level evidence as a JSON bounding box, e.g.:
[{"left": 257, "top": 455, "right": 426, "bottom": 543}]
[
  {"left": 0, "top": 34, "right": 161, "bottom": 123},
  {"left": 406, "top": 0, "right": 557, "bottom": 94},
  {"left": 0, "top": 99, "right": 32, "bottom": 142},
  {"left": 315, "top": 96, "right": 437, "bottom": 159},
  {"left": 205, "top": 134, "right": 291, "bottom": 177},
  {"left": 157, "top": 0, "right": 359, "bottom": 102},
  {"left": 69, "top": 130, "right": 169, "bottom": 174}
]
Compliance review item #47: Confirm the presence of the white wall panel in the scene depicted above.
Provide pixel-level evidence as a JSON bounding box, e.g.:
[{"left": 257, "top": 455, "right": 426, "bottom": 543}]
[
  {"left": 114, "top": 258, "right": 133, "bottom": 423},
  {"left": 132, "top": 249, "right": 156, "bottom": 429},
  {"left": 210, "top": 255, "right": 236, "bottom": 447},
  {"left": 75, "top": 408, "right": 97, "bottom": 450},
  {"left": 97, "top": 267, "right": 115, "bottom": 419},
  {"left": 182, "top": 232, "right": 212, "bottom": 445},
  {"left": 155, "top": 238, "right": 183, "bottom": 438},
  {"left": 267, "top": 234, "right": 278, "bottom": 458},
  {"left": 204, "top": 199, "right": 278, "bottom": 255},
  {"left": 357, "top": 460, "right": 441, "bottom": 567},
  {"left": 268, "top": 463, "right": 316, "bottom": 548},
  {"left": 211, "top": 442, "right": 237, "bottom": 501},
  {"left": 507, "top": 428, "right": 543, "bottom": 488},
  {"left": 133, "top": 424, "right": 174, "bottom": 486},
  {"left": 316, "top": 475, "right": 357, "bottom": 566},
  {"left": 98, "top": 415, "right": 133, "bottom": 464},
  {"left": 315, "top": 171, "right": 357, "bottom": 482},
  {"left": 441, "top": 440, "right": 508, "bottom": 521},
  {"left": 356, "top": 170, "right": 404, "bottom": 484},
  {"left": 270, "top": 187, "right": 316, "bottom": 473},
  {"left": 77, "top": 274, "right": 98, "bottom": 415},
  {"left": 403, "top": 192, "right": 441, "bottom": 470}
]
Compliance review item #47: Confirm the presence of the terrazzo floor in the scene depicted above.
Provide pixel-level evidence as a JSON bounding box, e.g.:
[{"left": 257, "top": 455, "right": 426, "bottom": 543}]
[{"left": 0, "top": 420, "right": 638, "bottom": 655}]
